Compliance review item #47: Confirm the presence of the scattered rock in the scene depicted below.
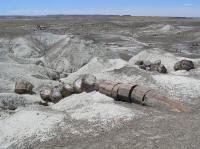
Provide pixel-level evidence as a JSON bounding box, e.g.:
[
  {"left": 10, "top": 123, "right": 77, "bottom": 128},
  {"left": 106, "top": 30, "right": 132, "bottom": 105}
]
[
  {"left": 40, "top": 87, "right": 52, "bottom": 101},
  {"left": 15, "top": 80, "right": 34, "bottom": 94},
  {"left": 174, "top": 60, "right": 194, "bottom": 71},
  {"left": 158, "top": 64, "right": 167, "bottom": 73},
  {"left": 136, "top": 60, "right": 167, "bottom": 73}
]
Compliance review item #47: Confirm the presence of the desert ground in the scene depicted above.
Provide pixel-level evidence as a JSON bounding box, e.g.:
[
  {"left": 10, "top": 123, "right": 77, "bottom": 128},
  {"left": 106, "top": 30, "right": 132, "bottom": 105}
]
[{"left": 0, "top": 15, "right": 200, "bottom": 149}]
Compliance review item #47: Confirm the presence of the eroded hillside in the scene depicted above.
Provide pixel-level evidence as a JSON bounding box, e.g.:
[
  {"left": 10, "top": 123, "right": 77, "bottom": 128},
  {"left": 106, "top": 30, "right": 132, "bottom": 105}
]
[{"left": 0, "top": 16, "right": 200, "bottom": 149}]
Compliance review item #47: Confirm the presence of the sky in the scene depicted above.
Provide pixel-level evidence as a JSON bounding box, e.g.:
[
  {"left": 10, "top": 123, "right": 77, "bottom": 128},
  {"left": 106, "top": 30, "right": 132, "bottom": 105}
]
[{"left": 0, "top": 0, "right": 200, "bottom": 17}]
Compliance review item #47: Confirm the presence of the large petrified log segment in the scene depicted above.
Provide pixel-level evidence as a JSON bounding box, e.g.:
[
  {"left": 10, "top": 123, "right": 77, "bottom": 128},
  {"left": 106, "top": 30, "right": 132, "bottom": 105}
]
[
  {"left": 130, "top": 86, "right": 151, "bottom": 104},
  {"left": 144, "top": 90, "right": 187, "bottom": 112},
  {"left": 117, "top": 83, "right": 137, "bottom": 103},
  {"left": 98, "top": 80, "right": 118, "bottom": 97}
]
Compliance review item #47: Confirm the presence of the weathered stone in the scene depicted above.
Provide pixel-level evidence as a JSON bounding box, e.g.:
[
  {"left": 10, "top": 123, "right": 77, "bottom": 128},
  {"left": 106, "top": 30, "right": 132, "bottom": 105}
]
[
  {"left": 50, "top": 86, "right": 63, "bottom": 103},
  {"left": 40, "top": 86, "right": 52, "bottom": 101},
  {"left": 181, "top": 60, "right": 194, "bottom": 71},
  {"left": 174, "top": 61, "right": 181, "bottom": 71},
  {"left": 138, "top": 59, "right": 167, "bottom": 74},
  {"left": 174, "top": 60, "right": 194, "bottom": 71},
  {"left": 73, "top": 77, "right": 84, "bottom": 93},
  {"left": 158, "top": 64, "right": 167, "bottom": 73},
  {"left": 61, "top": 83, "right": 74, "bottom": 97},
  {"left": 82, "top": 74, "right": 97, "bottom": 92},
  {"left": 15, "top": 80, "right": 34, "bottom": 94}
]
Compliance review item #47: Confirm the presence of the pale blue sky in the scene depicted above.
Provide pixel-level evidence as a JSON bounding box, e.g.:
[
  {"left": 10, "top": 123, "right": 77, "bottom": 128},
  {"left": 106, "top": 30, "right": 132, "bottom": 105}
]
[{"left": 0, "top": 0, "right": 200, "bottom": 17}]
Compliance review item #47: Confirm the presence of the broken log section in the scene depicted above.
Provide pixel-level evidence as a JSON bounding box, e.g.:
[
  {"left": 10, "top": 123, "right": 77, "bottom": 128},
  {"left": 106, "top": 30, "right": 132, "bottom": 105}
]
[{"left": 97, "top": 80, "right": 187, "bottom": 112}]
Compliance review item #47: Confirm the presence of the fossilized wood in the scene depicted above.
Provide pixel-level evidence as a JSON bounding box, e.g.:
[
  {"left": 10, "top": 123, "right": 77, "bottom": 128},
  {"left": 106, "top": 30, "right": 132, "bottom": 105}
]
[
  {"left": 98, "top": 80, "right": 118, "bottom": 97},
  {"left": 117, "top": 83, "right": 137, "bottom": 103}
]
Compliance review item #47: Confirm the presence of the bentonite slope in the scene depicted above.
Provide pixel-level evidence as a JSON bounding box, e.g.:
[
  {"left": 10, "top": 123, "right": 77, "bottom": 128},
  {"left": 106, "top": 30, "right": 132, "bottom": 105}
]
[{"left": 0, "top": 16, "right": 200, "bottom": 149}]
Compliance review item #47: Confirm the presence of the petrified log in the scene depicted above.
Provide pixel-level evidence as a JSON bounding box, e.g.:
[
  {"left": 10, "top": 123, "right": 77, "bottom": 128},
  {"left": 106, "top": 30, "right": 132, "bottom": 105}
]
[
  {"left": 50, "top": 86, "right": 63, "bottom": 103},
  {"left": 61, "top": 83, "right": 74, "bottom": 97},
  {"left": 15, "top": 80, "right": 34, "bottom": 94},
  {"left": 73, "top": 74, "right": 97, "bottom": 93},
  {"left": 144, "top": 90, "right": 187, "bottom": 112},
  {"left": 82, "top": 74, "right": 97, "bottom": 92},
  {"left": 111, "top": 83, "right": 121, "bottom": 100},
  {"left": 40, "top": 86, "right": 52, "bottom": 101},
  {"left": 117, "top": 83, "right": 137, "bottom": 103},
  {"left": 174, "top": 60, "right": 194, "bottom": 71},
  {"left": 98, "top": 80, "right": 118, "bottom": 97},
  {"left": 97, "top": 80, "right": 187, "bottom": 112},
  {"left": 130, "top": 86, "right": 151, "bottom": 104},
  {"left": 73, "top": 77, "right": 84, "bottom": 93}
]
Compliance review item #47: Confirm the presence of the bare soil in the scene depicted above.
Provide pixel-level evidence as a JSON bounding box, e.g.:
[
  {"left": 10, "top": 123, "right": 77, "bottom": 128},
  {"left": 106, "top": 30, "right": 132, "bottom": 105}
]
[{"left": 0, "top": 15, "right": 200, "bottom": 149}]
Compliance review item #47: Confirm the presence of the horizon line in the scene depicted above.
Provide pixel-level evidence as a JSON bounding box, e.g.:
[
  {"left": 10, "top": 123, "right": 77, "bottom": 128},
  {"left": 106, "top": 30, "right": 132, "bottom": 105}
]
[{"left": 0, "top": 14, "right": 199, "bottom": 18}]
